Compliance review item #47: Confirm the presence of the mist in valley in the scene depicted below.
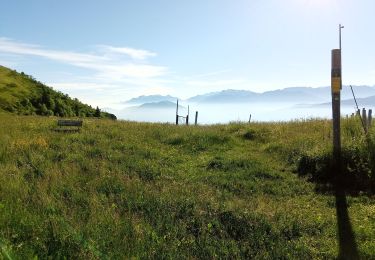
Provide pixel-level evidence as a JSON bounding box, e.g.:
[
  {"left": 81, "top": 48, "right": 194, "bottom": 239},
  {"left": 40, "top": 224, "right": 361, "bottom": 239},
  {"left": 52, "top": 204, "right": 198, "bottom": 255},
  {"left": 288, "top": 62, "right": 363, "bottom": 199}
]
[{"left": 111, "top": 102, "right": 363, "bottom": 124}]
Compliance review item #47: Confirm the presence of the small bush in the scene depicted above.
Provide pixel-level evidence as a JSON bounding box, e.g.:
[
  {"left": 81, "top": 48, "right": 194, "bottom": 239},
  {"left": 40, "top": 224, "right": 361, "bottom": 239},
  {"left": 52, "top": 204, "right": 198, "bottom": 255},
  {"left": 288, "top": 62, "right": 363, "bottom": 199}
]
[
  {"left": 297, "top": 146, "right": 375, "bottom": 193},
  {"left": 243, "top": 129, "right": 256, "bottom": 140},
  {"left": 242, "top": 128, "right": 270, "bottom": 142}
]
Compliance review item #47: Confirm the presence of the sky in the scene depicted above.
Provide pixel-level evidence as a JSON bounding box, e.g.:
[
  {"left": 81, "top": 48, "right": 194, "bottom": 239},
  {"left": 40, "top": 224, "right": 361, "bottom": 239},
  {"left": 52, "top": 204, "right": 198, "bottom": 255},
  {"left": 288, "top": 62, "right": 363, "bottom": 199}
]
[{"left": 0, "top": 0, "right": 374, "bottom": 109}]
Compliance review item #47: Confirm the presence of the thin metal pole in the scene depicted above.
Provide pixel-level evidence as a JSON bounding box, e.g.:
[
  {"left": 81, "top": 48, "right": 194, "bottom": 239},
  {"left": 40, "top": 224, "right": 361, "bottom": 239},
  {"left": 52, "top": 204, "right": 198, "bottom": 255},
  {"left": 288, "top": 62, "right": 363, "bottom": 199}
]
[
  {"left": 339, "top": 24, "right": 344, "bottom": 90},
  {"left": 350, "top": 85, "right": 367, "bottom": 133},
  {"left": 339, "top": 24, "right": 344, "bottom": 50},
  {"left": 350, "top": 85, "right": 360, "bottom": 111}
]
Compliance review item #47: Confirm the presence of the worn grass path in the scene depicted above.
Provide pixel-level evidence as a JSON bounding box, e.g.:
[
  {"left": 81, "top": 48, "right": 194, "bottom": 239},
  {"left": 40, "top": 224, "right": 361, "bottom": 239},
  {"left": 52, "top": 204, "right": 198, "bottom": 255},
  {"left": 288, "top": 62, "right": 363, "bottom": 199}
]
[{"left": 0, "top": 115, "right": 374, "bottom": 259}]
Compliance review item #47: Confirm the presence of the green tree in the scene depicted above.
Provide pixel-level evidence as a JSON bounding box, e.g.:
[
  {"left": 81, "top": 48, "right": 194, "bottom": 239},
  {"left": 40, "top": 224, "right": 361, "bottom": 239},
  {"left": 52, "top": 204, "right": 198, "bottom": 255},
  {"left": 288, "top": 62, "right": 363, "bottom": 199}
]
[
  {"left": 94, "top": 106, "right": 101, "bottom": 117},
  {"left": 39, "top": 104, "right": 49, "bottom": 115}
]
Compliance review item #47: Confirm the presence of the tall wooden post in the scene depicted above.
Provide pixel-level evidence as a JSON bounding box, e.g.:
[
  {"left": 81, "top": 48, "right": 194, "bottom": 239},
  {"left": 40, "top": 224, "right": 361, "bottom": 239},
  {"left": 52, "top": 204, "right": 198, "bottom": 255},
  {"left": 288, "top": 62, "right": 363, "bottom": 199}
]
[
  {"left": 331, "top": 49, "right": 341, "bottom": 166},
  {"left": 195, "top": 111, "right": 198, "bottom": 125}
]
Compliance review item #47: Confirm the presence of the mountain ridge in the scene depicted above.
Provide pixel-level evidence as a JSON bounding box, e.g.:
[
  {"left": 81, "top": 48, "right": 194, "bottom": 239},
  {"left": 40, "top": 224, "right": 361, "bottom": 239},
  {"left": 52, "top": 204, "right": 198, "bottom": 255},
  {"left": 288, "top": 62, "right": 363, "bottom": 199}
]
[
  {"left": 124, "top": 95, "right": 178, "bottom": 104},
  {"left": 123, "top": 86, "right": 375, "bottom": 105},
  {"left": 312, "top": 95, "right": 375, "bottom": 108}
]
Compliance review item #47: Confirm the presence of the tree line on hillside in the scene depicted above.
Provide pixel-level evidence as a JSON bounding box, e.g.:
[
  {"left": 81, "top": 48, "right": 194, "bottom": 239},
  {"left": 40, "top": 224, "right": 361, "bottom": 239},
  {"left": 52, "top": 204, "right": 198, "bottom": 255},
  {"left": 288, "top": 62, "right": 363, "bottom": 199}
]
[{"left": 3, "top": 71, "right": 116, "bottom": 119}]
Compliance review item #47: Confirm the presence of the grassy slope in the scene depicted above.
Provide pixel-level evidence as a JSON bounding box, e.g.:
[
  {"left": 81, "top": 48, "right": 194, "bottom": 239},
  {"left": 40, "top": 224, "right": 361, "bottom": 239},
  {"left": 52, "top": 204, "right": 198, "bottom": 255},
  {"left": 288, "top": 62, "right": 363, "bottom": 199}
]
[
  {"left": 0, "top": 66, "right": 35, "bottom": 108},
  {"left": 0, "top": 115, "right": 374, "bottom": 259},
  {"left": 0, "top": 65, "right": 115, "bottom": 119}
]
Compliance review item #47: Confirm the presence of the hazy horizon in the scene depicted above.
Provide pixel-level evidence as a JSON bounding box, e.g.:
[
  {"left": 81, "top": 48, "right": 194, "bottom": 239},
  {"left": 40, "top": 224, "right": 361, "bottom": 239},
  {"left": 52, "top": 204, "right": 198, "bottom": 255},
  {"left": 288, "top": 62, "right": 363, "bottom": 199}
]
[{"left": 107, "top": 100, "right": 369, "bottom": 124}]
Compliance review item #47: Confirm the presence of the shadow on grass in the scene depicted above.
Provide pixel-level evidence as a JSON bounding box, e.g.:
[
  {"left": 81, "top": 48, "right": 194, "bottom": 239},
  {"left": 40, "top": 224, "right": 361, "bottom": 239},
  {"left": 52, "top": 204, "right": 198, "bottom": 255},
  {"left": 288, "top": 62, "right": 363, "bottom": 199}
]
[
  {"left": 310, "top": 173, "right": 360, "bottom": 259},
  {"left": 334, "top": 186, "right": 359, "bottom": 260},
  {"left": 297, "top": 155, "right": 365, "bottom": 259}
]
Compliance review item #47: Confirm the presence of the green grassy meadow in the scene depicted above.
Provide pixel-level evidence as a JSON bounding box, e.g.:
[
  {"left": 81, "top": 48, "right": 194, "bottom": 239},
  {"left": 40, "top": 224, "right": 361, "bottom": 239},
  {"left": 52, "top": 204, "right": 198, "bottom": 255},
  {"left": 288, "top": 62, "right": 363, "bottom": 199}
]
[{"left": 0, "top": 114, "right": 374, "bottom": 259}]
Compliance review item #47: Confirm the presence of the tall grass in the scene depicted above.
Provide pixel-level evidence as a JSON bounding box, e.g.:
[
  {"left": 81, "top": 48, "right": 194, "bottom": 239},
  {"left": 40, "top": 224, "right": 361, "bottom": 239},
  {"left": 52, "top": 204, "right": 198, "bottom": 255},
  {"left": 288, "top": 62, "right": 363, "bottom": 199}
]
[{"left": 0, "top": 115, "right": 374, "bottom": 258}]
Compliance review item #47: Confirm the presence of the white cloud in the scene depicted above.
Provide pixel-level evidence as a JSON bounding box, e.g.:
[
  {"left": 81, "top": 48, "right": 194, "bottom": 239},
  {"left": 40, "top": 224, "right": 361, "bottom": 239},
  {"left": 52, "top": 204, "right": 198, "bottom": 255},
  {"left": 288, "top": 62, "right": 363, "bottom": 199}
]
[
  {"left": 50, "top": 82, "right": 117, "bottom": 91},
  {"left": 99, "top": 45, "right": 157, "bottom": 60},
  {"left": 0, "top": 38, "right": 106, "bottom": 63},
  {"left": 0, "top": 37, "right": 264, "bottom": 109},
  {"left": 0, "top": 37, "right": 167, "bottom": 79}
]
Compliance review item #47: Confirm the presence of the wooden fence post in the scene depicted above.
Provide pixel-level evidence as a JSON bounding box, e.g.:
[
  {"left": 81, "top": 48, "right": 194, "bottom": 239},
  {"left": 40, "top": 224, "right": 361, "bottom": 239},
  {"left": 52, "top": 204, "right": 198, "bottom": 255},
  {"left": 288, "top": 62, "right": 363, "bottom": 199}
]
[
  {"left": 195, "top": 111, "right": 198, "bottom": 125},
  {"left": 362, "top": 108, "right": 367, "bottom": 133},
  {"left": 176, "top": 99, "right": 179, "bottom": 125},
  {"left": 368, "top": 109, "right": 372, "bottom": 129}
]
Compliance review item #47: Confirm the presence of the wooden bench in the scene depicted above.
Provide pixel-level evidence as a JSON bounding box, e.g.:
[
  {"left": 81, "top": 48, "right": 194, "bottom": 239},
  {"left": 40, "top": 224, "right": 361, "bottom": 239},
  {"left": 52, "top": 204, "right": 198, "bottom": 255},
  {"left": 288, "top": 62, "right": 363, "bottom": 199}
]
[{"left": 56, "top": 119, "right": 83, "bottom": 132}]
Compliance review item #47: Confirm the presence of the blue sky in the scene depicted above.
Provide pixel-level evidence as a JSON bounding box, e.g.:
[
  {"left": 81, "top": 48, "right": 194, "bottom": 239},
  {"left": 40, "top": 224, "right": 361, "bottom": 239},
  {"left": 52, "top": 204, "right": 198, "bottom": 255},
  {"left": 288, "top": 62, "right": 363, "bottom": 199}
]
[{"left": 0, "top": 0, "right": 374, "bottom": 108}]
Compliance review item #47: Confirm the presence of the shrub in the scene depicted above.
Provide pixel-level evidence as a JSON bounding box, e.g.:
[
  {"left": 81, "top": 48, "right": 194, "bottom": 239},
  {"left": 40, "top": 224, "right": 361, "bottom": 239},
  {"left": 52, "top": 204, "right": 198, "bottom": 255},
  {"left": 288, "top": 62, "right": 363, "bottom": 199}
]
[{"left": 297, "top": 145, "right": 375, "bottom": 193}]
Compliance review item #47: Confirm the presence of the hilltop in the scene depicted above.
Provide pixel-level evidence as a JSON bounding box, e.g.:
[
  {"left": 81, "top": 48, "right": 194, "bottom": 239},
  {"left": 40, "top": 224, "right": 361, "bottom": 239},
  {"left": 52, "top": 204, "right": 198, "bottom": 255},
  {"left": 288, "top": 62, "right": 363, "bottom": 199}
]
[{"left": 0, "top": 65, "right": 116, "bottom": 119}]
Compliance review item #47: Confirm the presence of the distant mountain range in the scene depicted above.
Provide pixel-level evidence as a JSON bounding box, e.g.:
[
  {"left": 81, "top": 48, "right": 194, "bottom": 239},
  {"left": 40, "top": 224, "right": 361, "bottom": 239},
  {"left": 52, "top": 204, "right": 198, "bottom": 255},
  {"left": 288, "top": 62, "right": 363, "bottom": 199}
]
[
  {"left": 124, "top": 95, "right": 178, "bottom": 104},
  {"left": 188, "top": 86, "right": 375, "bottom": 104},
  {"left": 125, "top": 101, "right": 185, "bottom": 111},
  {"left": 123, "top": 86, "right": 375, "bottom": 106},
  {"left": 116, "top": 85, "right": 375, "bottom": 123},
  {"left": 138, "top": 101, "right": 183, "bottom": 109},
  {"left": 314, "top": 95, "right": 375, "bottom": 108},
  {"left": 187, "top": 89, "right": 258, "bottom": 103}
]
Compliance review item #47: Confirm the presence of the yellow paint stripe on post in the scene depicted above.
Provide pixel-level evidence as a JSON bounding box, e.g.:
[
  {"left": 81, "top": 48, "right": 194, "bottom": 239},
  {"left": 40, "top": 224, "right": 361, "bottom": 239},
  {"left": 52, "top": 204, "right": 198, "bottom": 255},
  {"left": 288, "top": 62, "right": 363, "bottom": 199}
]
[
  {"left": 331, "top": 49, "right": 341, "bottom": 93},
  {"left": 332, "top": 77, "right": 341, "bottom": 93}
]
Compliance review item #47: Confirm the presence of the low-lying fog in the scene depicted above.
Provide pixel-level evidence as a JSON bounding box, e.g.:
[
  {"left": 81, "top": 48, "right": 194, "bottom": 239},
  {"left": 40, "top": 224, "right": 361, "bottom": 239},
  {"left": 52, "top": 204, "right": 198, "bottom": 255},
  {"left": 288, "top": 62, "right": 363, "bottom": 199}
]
[{"left": 109, "top": 102, "right": 364, "bottom": 124}]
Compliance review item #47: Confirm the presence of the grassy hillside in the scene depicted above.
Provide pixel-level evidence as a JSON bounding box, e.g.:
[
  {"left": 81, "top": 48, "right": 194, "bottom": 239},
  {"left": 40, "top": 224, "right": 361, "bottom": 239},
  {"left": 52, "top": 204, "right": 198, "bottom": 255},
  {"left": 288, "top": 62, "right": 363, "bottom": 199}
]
[
  {"left": 0, "top": 115, "right": 374, "bottom": 258},
  {"left": 0, "top": 65, "right": 116, "bottom": 119}
]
